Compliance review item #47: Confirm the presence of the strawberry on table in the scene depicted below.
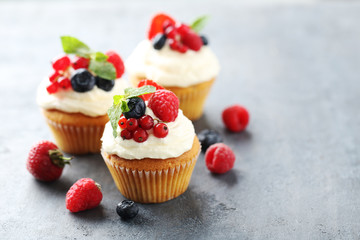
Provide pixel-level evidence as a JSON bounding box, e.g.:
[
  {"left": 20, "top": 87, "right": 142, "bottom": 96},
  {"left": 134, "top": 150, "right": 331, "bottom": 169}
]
[{"left": 26, "top": 140, "right": 72, "bottom": 181}]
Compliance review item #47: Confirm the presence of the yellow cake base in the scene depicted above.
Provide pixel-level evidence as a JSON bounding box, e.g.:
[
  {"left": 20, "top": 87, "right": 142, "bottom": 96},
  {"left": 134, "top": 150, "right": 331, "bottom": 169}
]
[
  {"left": 42, "top": 109, "right": 109, "bottom": 154},
  {"left": 102, "top": 136, "right": 201, "bottom": 203},
  {"left": 131, "top": 76, "right": 215, "bottom": 121}
]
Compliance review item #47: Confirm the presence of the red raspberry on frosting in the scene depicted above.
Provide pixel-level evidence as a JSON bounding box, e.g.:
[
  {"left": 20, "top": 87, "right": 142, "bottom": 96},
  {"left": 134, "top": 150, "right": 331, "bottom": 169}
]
[
  {"left": 148, "top": 90, "right": 179, "bottom": 122},
  {"left": 205, "top": 143, "right": 236, "bottom": 174}
]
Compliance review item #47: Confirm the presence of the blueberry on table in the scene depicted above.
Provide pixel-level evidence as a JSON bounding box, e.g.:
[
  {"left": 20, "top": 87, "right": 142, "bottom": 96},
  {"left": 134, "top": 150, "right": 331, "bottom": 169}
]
[
  {"left": 198, "top": 129, "right": 223, "bottom": 152},
  {"left": 200, "top": 35, "right": 209, "bottom": 46},
  {"left": 70, "top": 69, "right": 96, "bottom": 92},
  {"left": 95, "top": 76, "right": 115, "bottom": 91},
  {"left": 124, "top": 97, "right": 146, "bottom": 119},
  {"left": 153, "top": 33, "right": 167, "bottom": 50},
  {"left": 116, "top": 200, "right": 139, "bottom": 220}
]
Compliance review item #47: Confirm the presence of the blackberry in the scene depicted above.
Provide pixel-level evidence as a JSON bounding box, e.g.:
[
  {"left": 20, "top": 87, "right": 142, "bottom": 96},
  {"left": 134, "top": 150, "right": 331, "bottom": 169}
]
[
  {"left": 116, "top": 200, "right": 139, "bottom": 220},
  {"left": 198, "top": 129, "right": 223, "bottom": 152},
  {"left": 95, "top": 76, "right": 115, "bottom": 92},
  {"left": 70, "top": 69, "right": 96, "bottom": 92},
  {"left": 124, "top": 97, "right": 146, "bottom": 119}
]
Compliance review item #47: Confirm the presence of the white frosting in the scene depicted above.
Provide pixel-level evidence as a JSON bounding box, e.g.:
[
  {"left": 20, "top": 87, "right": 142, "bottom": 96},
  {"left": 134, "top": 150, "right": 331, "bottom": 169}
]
[
  {"left": 36, "top": 78, "right": 129, "bottom": 117},
  {"left": 101, "top": 108, "right": 195, "bottom": 160},
  {"left": 126, "top": 40, "right": 220, "bottom": 87}
]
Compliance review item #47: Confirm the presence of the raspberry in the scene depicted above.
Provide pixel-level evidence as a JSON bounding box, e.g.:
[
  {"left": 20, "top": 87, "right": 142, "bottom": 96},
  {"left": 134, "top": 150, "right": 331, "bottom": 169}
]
[
  {"left": 52, "top": 55, "right": 71, "bottom": 72},
  {"left": 66, "top": 178, "right": 103, "bottom": 213},
  {"left": 222, "top": 105, "right": 249, "bottom": 132},
  {"left": 181, "top": 30, "right": 203, "bottom": 51},
  {"left": 126, "top": 118, "right": 139, "bottom": 132},
  {"left": 137, "top": 79, "right": 164, "bottom": 101},
  {"left": 148, "top": 13, "right": 176, "bottom": 40},
  {"left": 176, "top": 23, "right": 190, "bottom": 37},
  {"left": 148, "top": 90, "right": 179, "bottom": 122},
  {"left": 26, "top": 140, "right": 71, "bottom": 181},
  {"left": 105, "top": 50, "right": 125, "bottom": 78},
  {"left": 72, "top": 56, "right": 90, "bottom": 70},
  {"left": 133, "top": 128, "right": 149, "bottom": 143},
  {"left": 205, "top": 143, "right": 236, "bottom": 174},
  {"left": 139, "top": 115, "right": 154, "bottom": 130},
  {"left": 46, "top": 81, "right": 60, "bottom": 94},
  {"left": 153, "top": 123, "right": 169, "bottom": 138}
]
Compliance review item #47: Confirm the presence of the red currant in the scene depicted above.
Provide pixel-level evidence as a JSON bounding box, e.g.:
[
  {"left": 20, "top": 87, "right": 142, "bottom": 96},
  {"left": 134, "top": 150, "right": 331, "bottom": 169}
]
[
  {"left": 139, "top": 115, "right": 154, "bottom": 130},
  {"left": 49, "top": 71, "right": 60, "bottom": 83},
  {"left": 165, "top": 26, "right": 177, "bottom": 39},
  {"left": 163, "top": 20, "right": 174, "bottom": 32},
  {"left": 153, "top": 123, "right": 169, "bottom": 138},
  {"left": 133, "top": 128, "right": 149, "bottom": 143},
  {"left": 178, "top": 44, "right": 188, "bottom": 53},
  {"left": 72, "top": 56, "right": 90, "bottom": 70},
  {"left": 118, "top": 117, "right": 127, "bottom": 129},
  {"left": 58, "top": 77, "right": 71, "bottom": 89},
  {"left": 46, "top": 81, "right": 60, "bottom": 94},
  {"left": 126, "top": 118, "right": 139, "bottom": 132},
  {"left": 52, "top": 55, "right": 71, "bottom": 72},
  {"left": 120, "top": 129, "right": 133, "bottom": 140}
]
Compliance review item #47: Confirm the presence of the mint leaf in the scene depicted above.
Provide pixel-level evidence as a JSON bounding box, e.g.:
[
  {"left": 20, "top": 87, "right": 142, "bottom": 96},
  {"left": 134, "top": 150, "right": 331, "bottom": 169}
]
[
  {"left": 190, "top": 15, "right": 210, "bottom": 33},
  {"left": 124, "top": 86, "right": 156, "bottom": 99},
  {"left": 113, "top": 95, "right": 125, "bottom": 105},
  {"left": 121, "top": 100, "right": 130, "bottom": 112},
  {"left": 60, "top": 36, "right": 91, "bottom": 58},
  {"left": 89, "top": 60, "right": 116, "bottom": 80},
  {"left": 107, "top": 104, "right": 123, "bottom": 138},
  {"left": 91, "top": 52, "right": 108, "bottom": 62}
]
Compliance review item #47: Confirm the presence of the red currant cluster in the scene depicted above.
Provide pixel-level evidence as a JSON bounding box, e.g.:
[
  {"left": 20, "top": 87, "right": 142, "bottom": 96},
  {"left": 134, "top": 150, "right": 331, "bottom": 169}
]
[
  {"left": 118, "top": 115, "right": 169, "bottom": 143},
  {"left": 46, "top": 55, "right": 75, "bottom": 94},
  {"left": 149, "top": 13, "right": 207, "bottom": 54}
]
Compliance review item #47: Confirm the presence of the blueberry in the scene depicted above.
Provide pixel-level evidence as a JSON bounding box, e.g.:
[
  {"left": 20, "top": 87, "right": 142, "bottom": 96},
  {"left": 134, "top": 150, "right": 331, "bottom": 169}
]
[
  {"left": 95, "top": 76, "right": 115, "bottom": 92},
  {"left": 116, "top": 200, "right": 139, "bottom": 220},
  {"left": 153, "top": 33, "right": 167, "bottom": 50},
  {"left": 124, "top": 97, "right": 146, "bottom": 119},
  {"left": 198, "top": 129, "right": 223, "bottom": 152},
  {"left": 70, "top": 69, "right": 96, "bottom": 92},
  {"left": 200, "top": 35, "right": 209, "bottom": 46}
]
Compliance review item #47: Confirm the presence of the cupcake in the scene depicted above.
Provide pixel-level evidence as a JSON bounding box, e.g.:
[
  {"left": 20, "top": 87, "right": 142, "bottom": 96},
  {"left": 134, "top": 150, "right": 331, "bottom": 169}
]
[
  {"left": 101, "top": 82, "right": 200, "bottom": 203},
  {"left": 126, "top": 13, "right": 220, "bottom": 120},
  {"left": 37, "top": 36, "right": 128, "bottom": 154}
]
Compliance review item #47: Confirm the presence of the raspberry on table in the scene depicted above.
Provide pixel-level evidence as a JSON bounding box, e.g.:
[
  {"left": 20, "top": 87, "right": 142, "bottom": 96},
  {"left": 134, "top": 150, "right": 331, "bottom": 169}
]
[
  {"left": 66, "top": 178, "right": 103, "bottom": 213},
  {"left": 222, "top": 105, "right": 249, "bottom": 132},
  {"left": 205, "top": 143, "right": 236, "bottom": 174},
  {"left": 148, "top": 90, "right": 179, "bottom": 122}
]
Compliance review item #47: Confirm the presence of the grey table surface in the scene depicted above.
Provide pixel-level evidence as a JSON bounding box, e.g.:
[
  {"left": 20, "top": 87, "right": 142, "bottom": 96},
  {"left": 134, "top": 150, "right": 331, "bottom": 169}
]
[{"left": 1, "top": 0, "right": 360, "bottom": 239}]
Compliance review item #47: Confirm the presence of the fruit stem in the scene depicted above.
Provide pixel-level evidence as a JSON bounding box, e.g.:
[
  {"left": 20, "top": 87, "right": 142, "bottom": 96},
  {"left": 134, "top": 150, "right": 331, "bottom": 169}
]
[{"left": 48, "top": 149, "right": 73, "bottom": 168}]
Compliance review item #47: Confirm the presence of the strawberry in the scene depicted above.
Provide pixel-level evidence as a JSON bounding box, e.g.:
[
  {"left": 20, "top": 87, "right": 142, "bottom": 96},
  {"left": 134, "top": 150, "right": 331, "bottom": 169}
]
[
  {"left": 26, "top": 140, "right": 72, "bottom": 181},
  {"left": 66, "top": 178, "right": 103, "bottom": 213},
  {"left": 137, "top": 79, "right": 164, "bottom": 101},
  {"left": 148, "top": 13, "right": 176, "bottom": 40}
]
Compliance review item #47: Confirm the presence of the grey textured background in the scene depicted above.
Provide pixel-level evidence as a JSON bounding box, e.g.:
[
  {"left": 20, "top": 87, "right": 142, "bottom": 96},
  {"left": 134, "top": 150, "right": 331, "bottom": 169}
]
[{"left": 1, "top": 0, "right": 360, "bottom": 239}]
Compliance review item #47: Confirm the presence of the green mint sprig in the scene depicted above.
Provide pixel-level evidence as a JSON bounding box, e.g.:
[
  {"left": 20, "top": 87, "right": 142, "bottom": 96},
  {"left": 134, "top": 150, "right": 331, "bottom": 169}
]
[
  {"left": 107, "top": 86, "right": 156, "bottom": 138},
  {"left": 190, "top": 15, "right": 210, "bottom": 33},
  {"left": 60, "top": 36, "right": 116, "bottom": 80}
]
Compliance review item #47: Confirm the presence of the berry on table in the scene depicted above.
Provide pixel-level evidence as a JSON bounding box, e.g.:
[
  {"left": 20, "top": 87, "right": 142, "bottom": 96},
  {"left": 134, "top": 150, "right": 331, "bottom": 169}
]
[
  {"left": 181, "top": 30, "right": 203, "bottom": 51},
  {"left": 70, "top": 69, "right": 96, "bottom": 93},
  {"left": 148, "top": 13, "right": 176, "bottom": 40},
  {"left": 153, "top": 123, "right": 169, "bottom": 138},
  {"left": 148, "top": 90, "right": 179, "bottom": 122},
  {"left": 105, "top": 50, "right": 125, "bottom": 78},
  {"left": 72, "top": 56, "right": 90, "bottom": 70},
  {"left": 137, "top": 79, "right": 164, "bottom": 101},
  {"left": 116, "top": 200, "right": 139, "bottom": 220},
  {"left": 133, "top": 128, "right": 149, "bottom": 143},
  {"left": 46, "top": 81, "right": 60, "bottom": 94},
  {"left": 52, "top": 55, "right": 71, "bottom": 72},
  {"left": 205, "top": 143, "right": 235, "bottom": 174},
  {"left": 66, "top": 178, "right": 103, "bottom": 213},
  {"left": 123, "top": 97, "right": 146, "bottom": 119},
  {"left": 222, "top": 105, "right": 249, "bottom": 132},
  {"left": 118, "top": 116, "right": 127, "bottom": 129},
  {"left": 95, "top": 76, "right": 115, "bottom": 92},
  {"left": 198, "top": 129, "right": 223, "bottom": 152},
  {"left": 121, "top": 129, "right": 133, "bottom": 140},
  {"left": 126, "top": 118, "right": 139, "bottom": 132},
  {"left": 26, "top": 140, "right": 72, "bottom": 181},
  {"left": 139, "top": 115, "right": 154, "bottom": 130},
  {"left": 152, "top": 33, "right": 167, "bottom": 50}
]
